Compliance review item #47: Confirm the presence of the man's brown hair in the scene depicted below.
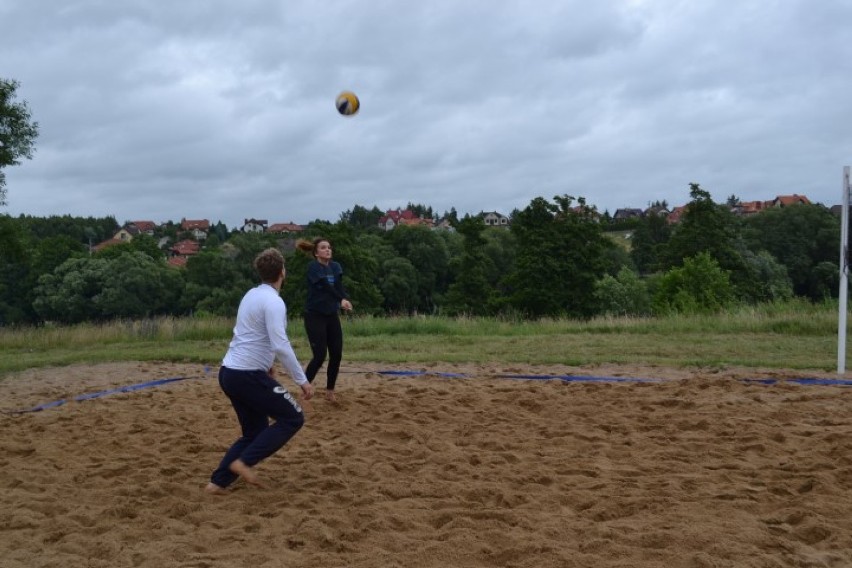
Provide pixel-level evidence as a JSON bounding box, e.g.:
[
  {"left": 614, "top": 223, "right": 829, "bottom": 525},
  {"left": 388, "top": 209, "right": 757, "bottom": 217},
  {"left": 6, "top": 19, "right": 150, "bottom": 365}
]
[{"left": 254, "top": 248, "right": 285, "bottom": 283}]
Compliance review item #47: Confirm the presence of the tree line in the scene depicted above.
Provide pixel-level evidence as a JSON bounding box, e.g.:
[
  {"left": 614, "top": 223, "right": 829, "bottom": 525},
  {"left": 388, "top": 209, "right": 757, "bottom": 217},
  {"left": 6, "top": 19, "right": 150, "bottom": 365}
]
[{"left": 0, "top": 183, "right": 842, "bottom": 326}]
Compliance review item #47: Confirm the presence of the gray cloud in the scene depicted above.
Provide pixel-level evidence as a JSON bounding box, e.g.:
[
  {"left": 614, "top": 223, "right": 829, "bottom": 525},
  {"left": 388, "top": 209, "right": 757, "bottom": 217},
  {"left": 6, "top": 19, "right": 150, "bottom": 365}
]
[{"left": 2, "top": 0, "right": 852, "bottom": 228}]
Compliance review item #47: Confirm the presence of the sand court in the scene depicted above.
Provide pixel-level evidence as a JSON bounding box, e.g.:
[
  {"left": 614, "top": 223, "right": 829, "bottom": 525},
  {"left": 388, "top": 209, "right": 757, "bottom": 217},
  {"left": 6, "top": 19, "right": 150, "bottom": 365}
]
[{"left": 2, "top": 361, "right": 852, "bottom": 567}]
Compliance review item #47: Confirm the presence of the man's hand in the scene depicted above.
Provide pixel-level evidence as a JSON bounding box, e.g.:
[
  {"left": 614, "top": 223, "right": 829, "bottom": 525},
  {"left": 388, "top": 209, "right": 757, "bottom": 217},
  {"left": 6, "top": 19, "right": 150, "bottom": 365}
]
[
  {"left": 341, "top": 299, "right": 354, "bottom": 312},
  {"left": 300, "top": 382, "right": 315, "bottom": 400}
]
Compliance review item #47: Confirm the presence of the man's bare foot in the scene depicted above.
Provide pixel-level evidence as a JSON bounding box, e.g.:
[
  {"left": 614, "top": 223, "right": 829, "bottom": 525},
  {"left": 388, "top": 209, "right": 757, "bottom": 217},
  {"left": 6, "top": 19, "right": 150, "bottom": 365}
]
[
  {"left": 325, "top": 390, "right": 337, "bottom": 403},
  {"left": 229, "top": 459, "right": 265, "bottom": 488},
  {"left": 204, "top": 482, "right": 228, "bottom": 495}
]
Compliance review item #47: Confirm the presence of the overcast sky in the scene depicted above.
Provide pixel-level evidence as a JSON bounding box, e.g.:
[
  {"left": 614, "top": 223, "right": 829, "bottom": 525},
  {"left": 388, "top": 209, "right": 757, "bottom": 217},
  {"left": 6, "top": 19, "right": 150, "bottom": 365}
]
[{"left": 2, "top": 1, "right": 851, "bottom": 229}]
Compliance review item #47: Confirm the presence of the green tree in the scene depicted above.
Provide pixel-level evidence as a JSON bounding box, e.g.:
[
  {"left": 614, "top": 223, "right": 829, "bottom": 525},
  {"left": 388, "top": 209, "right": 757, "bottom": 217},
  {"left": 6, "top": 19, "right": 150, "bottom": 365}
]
[
  {"left": 0, "top": 214, "right": 32, "bottom": 324},
  {"left": 811, "top": 261, "right": 840, "bottom": 300},
  {"left": 507, "top": 195, "right": 613, "bottom": 318},
  {"left": 222, "top": 232, "right": 280, "bottom": 280},
  {"left": 0, "top": 214, "right": 26, "bottom": 262},
  {"left": 653, "top": 253, "right": 734, "bottom": 315},
  {"left": 28, "top": 236, "right": 87, "bottom": 277},
  {"left": 0, "top": 79, "right": 40, "bottom": 205},
  {"left": 96, "top": 253, "right": 183, "bottom": 318},
  {"left": 19, "top": 235, "right": 88, "bottom": 321},
  {"left": 94, "top": 234, "right": 164, "bottom": 261},
  {"left": 94, "top": 242, "right": 136, "bottom": 259},
  {"left": 736, "top": 249, "right": 793, "bottom": 303},
  {"left": 281, "top": 242, "right": 312, "bottom": 314},
  {"left": 33, "top": 257, "right": 108, "bottom": 323},
  {"left": 33, "top": 252, "right": 183, "bottom": 323},
  {"left": 181, "top": 251, "right": 252, "bottom": 316},
  {"left": 340, "top": 204, "right": 384, "bottom": 230},
  {"left": 601, "top": 237, "right": 635, "bottom": 277},
  {"left": 660, "top": 183, "right": 766, "bottom": 303},
  {"left": 441, "top": 207, "right": 459, "bottom": 224},
  {"left": 160, "top": 221, "right": 180, "bottom": 243},
  {"left": 386, "top": 224, "right": 450, "bottom": 313},
  {"left": 661, "top": 184, "right": 743, "bottom": 272},
  {"left": 129, "top": 233, "right": 165, "bottom": 260},
  {"left": 211, "top": 221, "right": 230, "bottom": 243},
  {"left": 741, "top": 204, "right": 840, "bottom": 299},
  {"left": 443, "top": 215, "right": 495, "bottom": 316},
  {"left": 379, "top": 257, "right": 419, "bottom": 313},
  {"left": 405, "top": 202, "right": 434, "bottom": 220},
  {"left": 594, "top": 267, "right": 651, "bottom": 316},
  {"left": 350, "top": 232, "right": 397, "bottom": 313},
  {"left": 630, "top": 211, "right": 671, "bottom": 274},
  {"left": 17, "top": 214, "right": 118, "bottom": 245},
  {"left": 482, "top": 228, "right": 517, "bottom": 299}
]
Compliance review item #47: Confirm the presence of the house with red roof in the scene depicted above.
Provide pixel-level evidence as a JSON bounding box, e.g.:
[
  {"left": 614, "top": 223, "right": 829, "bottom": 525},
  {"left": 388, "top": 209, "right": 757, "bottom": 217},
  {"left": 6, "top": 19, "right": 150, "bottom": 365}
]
[
  {"left": 666, "top": 205, "right": 689, "bottom": 224},
  {"left": 378, "top": 209, "right": 435, "bottom": 231},
  {"left": 772, "top": 194, "right": 811, "bottom": 208},
  {"left": 378, "top": 209, "right": 416, "bottom": 231},
  {"left": 92, "top": 238, "right": 127, "bottom": 253},
  {"left": 399, "top": 216, "right": 434, "bottom": 228},
  {"left": 170, "top": 239, "right": 200, "bottom": 255},
  {"left": 128, "top": 220, "right": 157, "bottom": 235},
  {"left": 267, "top": 222, "right": 304, "bottom": 234},
  {"left": 731, "top": 200, "right": 770, "bottom": 216},
  {"left": 181, "top": 218, "right": 210, "bottom": 240}
]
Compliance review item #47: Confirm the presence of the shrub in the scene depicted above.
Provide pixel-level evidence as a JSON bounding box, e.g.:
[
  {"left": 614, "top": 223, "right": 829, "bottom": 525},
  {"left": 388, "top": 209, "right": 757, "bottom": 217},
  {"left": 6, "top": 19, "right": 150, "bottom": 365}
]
[{"left": 653, "top": 253, "right": 734, "bottom": 315}]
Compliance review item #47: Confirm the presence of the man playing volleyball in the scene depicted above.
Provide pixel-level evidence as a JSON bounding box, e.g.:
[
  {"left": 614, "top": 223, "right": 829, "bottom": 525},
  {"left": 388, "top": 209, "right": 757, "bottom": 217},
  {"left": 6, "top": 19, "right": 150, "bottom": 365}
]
[{"left": 205, "top": 248, "right": 314, "bottom": 494}]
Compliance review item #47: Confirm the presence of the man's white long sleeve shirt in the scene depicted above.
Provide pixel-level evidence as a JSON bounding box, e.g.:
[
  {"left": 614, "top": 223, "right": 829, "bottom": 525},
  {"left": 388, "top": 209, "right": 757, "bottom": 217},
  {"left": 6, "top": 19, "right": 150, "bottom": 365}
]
[{"left": 222, "top": 284, "right": 309, "bottom": 386}]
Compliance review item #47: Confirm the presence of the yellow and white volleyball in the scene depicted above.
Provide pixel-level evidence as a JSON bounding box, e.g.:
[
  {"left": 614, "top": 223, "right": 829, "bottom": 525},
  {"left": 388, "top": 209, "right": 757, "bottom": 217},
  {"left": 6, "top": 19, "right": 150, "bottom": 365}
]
[{"left": 335, "top": 91, "right": 360, "bottom": 116}]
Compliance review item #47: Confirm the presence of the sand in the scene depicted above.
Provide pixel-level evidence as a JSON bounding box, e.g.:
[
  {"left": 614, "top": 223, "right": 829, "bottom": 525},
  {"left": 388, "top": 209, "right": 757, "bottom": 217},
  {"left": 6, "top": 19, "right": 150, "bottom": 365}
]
[{"left": 2, "top": 361, "right": 852, "bottom": 567}]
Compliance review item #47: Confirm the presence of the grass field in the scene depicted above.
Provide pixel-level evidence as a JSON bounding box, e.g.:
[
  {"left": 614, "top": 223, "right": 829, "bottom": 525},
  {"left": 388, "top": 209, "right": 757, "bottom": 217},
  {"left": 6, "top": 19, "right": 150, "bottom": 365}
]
[{"left": 0, "top": 299, "right": 847, "bottom": 376}]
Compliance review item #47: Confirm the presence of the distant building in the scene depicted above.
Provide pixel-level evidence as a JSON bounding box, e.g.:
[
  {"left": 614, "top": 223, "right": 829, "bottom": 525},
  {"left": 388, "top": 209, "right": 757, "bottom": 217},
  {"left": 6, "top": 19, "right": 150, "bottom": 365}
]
[
  {"left": 613, "top": 208, "right": 643, "bottom": 221},
  {"left": 112, "top": 227, "right": 136, "bottom": 242},
  {"left": 667, "top": 206, "right": 688, "bottom": 224},
  {"left": 731, "top": 200, "right": 769, "bottom": 216},
  {"left": 379, "top": 209, "right": 417, "bottom": 231},
  {"left": 399, "top": 216, "right": 434, "bottom": 228},
  {"left": 128, "top": 220, "right": 157, "bottom": 235},
  {"left": 482, "top": 211, "right": 510, "bottom": 227},
  {"left": 168, "top": 239, "right": 200, "bottom": 267},
  {"left": 643, "top": 205, "right": 670, "bottom": 218},
  {"left": 267, "top": 222, "right": 304, "bottom": 234},
  {"left": 92, "top": 238, "right": 126, "bottom": 252},
  {"left": 433, "top": 218, "right": 455, "bottom": 231},
  {"left": 772, "top": 194, "right": 811, "bottom": 208},
  {"left": 242, "top": 218, "right": 268, "bottom": 233},
  {"left": 181, "top": 218, "right": 210, "bottom": 240}
]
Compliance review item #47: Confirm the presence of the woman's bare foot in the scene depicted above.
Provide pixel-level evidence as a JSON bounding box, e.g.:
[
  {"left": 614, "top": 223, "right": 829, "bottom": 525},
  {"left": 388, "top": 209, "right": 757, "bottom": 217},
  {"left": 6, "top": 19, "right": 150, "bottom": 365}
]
[
  {"left": 325, "top": 390, "right": 337, "bottom": 403},
  {"left": 204, "top": 482, "right": 228, "bottom": 495},
  {"left": 229, "top": 459, "right": 265, "bottom": 488}
]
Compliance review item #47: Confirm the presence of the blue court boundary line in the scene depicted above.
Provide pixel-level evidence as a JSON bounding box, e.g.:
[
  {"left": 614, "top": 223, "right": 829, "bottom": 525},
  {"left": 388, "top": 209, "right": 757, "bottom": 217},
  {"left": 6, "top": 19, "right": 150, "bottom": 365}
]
[
  {"left": 370, "top": 370, "right": 661, "bottom": 383},
  {"left": 4, "top": 376, "right": 198, "bottom": 415},
  {"left": 7, "top": 370, "right": 852, "bottom": 415},
  {"left": 363, "top": 369, "right": 852, "bottom": 387}
]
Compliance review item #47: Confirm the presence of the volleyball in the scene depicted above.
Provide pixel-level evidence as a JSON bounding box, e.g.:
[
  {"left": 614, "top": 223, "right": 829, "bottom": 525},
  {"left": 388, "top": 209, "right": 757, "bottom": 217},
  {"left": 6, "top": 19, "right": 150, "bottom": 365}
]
[{"left": 336, "top": 91, "right": 360, "bottom": 116}]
